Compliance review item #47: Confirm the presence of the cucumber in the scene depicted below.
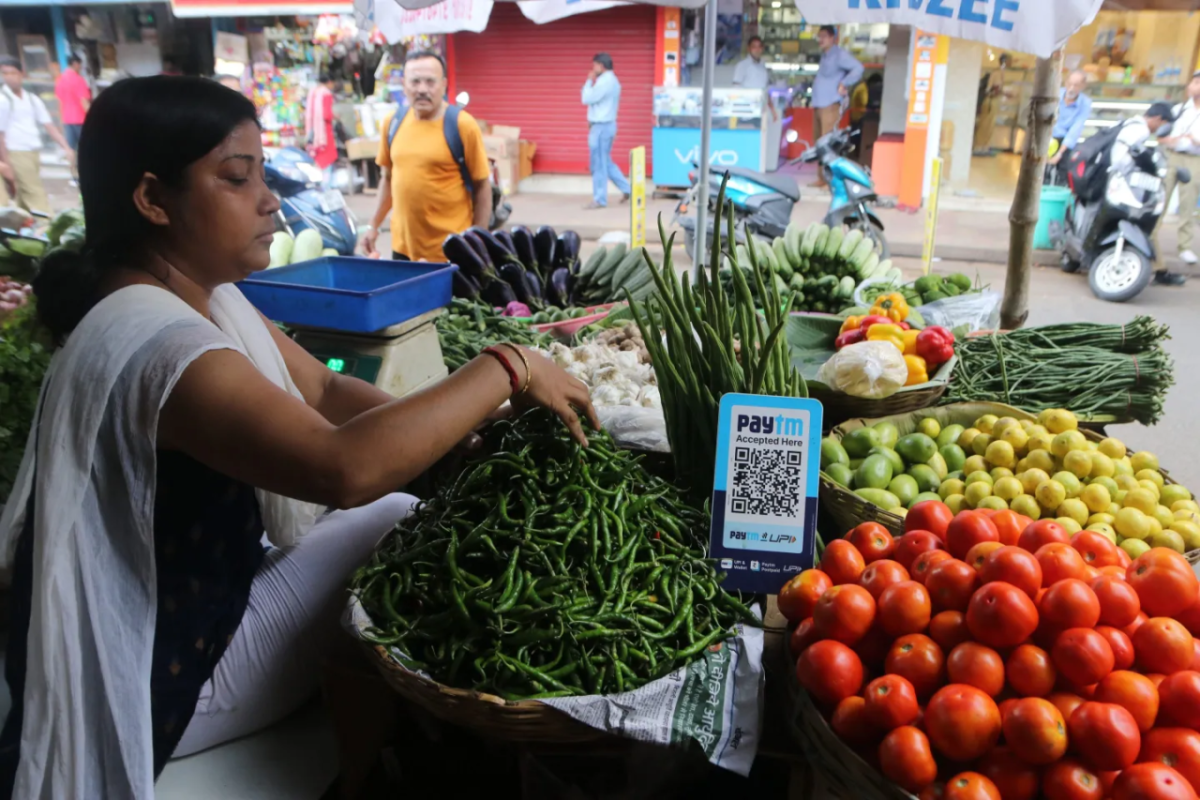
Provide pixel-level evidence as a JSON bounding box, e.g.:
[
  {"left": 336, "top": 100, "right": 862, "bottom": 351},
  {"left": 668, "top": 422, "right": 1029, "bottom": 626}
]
[
  {"left": 859, "top": 252, "right": 882, "bottom": 280},
  {"left": 611, "top": 249, "right": 646, "bottom": 290},
  {"left": 578, "top": 245, "right": 608, "bottom": 279},
  {"left": 822, "top": 226, "right": 845, "bottom": 261},
  {"left": 784, "top": 223, "right": 804, "bottom": 266},
  {"left": 593, "top": 243, "right": 627, "bottom": 283},
  {"left": 735, "top": 244, "right": 750, "bottom": 269},
  {"left": 838, "top": 228, "right": 865, "bottom": 262},
  {"left": 772, "top": 238, "right": 795, "bottom": 281},
  {"left": 810, "top": 228, "right": 830, "bottom": 263},
  {"left": 849, "top": 237, "right": 877, "bottom": 274},
  {"left": 800, "top": 223, "right": 826, "bottom": 259},
  {"left": 838, "top": 275, "right": 856, "bottom": 300}
]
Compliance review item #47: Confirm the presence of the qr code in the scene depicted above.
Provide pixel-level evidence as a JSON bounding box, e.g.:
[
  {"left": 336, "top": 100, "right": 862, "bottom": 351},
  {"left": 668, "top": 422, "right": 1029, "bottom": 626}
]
[{"left": 730, "top": 447, "right": 804, "bottom": 517}]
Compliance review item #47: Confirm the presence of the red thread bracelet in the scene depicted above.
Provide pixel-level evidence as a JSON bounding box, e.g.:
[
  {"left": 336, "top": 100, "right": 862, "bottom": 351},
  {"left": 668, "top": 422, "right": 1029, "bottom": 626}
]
[{"left": 482, "top": 346, "right": 520, "bottom": 395}]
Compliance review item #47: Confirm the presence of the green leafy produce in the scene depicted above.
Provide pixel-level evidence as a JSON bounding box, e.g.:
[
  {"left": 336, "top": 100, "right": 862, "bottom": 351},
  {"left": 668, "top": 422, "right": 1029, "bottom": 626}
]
[
  {"left": 0, "top": 303, "right": 51, "bottom": 505},
  {"left": 436, "top": 298, "right": 552, "bottom": 372},
  {"left": 350, "top": 409, "right": 757, "bottom": 699}
]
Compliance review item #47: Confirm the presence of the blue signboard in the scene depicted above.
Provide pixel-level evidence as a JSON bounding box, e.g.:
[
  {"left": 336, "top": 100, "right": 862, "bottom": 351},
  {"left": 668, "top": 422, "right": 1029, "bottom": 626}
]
[
  {"left": 651, "top": 127, "right": 762, "bottom": 188},
  {"left": 708, "top": 394, "right": 823, "bottom": 594}
]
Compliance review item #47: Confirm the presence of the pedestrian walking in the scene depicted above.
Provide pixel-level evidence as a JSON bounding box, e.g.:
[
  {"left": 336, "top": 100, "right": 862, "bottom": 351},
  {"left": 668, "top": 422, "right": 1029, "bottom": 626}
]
[
  {"left": 732, "top": 36, "right": 769, "bottom": 90},
  {"left": 0, "top": 56, "right": 74, "bottom": 213},
  {"left": 581, "top": 53, "right": 630, "bottom": 210},
  {"left": 1048, "top": 71, "right": 1092, "bottom": 182},
  {"left": 362, "top": 51, "right": 491, "bottom": 261},
  {"left": 54, "top": 54, "right": 90, "bottom": 154},
  {"left": 810, "top": 26, "right": 863, "bottom": 188},
  {"left": 1160, "top": 72, "right": 1200, "bottom": 267},
  {"left": 305, "top": 73, "right": 337, "bottom": 188}
]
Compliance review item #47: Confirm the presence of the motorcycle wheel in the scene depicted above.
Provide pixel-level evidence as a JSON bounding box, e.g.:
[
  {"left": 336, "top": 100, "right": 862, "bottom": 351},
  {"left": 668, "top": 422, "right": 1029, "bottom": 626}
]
[
  {"left": 857, "top": 220, "right": 890, "bottom": 260},
  {"left": 1088, "top": 245, "right": 1152, "bottom": 303}
]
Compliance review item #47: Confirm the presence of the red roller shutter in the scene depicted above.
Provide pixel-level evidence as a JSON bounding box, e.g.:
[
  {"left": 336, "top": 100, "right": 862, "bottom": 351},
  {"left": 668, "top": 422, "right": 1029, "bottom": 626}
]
[{"left": 452, "top": 4, "right": 654, "bottom": 174}]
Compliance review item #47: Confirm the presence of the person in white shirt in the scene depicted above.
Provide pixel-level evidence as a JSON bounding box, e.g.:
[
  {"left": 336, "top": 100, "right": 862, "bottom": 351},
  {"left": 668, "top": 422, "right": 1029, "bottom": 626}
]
[
  {"left": 1120, "top": 102, "right": 1188, "bottom": 286},
  {"left": 1159, "top": 71, "right": 1200, "bottom": 266},
  {"left": 0, "top": 55, "right": 74, "bottom": 214},
  {"left": 732, "top": 36, "right": 769, "bottom": 90}
]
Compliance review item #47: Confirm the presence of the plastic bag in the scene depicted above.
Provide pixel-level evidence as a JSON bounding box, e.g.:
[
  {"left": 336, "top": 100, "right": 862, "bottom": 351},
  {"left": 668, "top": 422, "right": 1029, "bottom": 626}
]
[
  {"left": 597, "top": 405, "right": 669, "bottom": 452},
  {"left": 816, "top": 340, "right": 907, "bottom": 399},
  {"left": 914, "top": 291, "right": 1002, "bottom": 333}
]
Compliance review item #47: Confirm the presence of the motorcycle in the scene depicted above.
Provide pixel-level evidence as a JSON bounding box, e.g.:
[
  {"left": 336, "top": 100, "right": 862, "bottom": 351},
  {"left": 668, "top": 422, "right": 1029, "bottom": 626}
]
[
  {"left": 264, "top": 147, "right": 358, "bottom": 255},
  {"left": 1054, "top": 139, "right": 1189, "bottom": 303},
  {"left": 796, "top": 127, "right": 888, "bottom": 258}
]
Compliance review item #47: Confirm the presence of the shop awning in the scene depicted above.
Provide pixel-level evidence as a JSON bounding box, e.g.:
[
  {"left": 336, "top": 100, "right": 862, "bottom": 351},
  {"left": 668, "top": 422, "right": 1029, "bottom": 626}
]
[
  {"left": 171, "top": 0, "right": 354, "bottom": 17},
  {"left": 791, "top": 0, "right": 1106, "bottom": 58},
  {"left": 1102, "top": 0, "right": 1199, "bottom": 8}
]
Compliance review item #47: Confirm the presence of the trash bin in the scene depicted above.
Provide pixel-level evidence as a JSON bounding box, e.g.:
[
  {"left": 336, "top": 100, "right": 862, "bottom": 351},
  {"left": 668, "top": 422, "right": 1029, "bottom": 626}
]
[{"left": 1034, "top": 185, "right": 1073, "bottom": 250}]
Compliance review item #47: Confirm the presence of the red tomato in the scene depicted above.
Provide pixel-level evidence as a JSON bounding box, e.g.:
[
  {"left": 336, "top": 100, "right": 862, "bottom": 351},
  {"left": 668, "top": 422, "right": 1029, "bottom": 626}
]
[
  {"left": 879, "top": 580, "right": 933, "bottom": 637},
  {"left": 981, "top": 546, "right": 1043, "bottom": 599},
  {"left": 1071, "top": 530, "right": 1122, "bottom": 567},
  {"left": 966, "top": 541, "right": 1005, "bottom": 573},
  {"left": 1054, "top": 628, "right": 1116, "bottom": 687},
  {"left": 946, "top": 511, "right": 1002, "bottom": 559},
  {"left": 912, "top": 549, "right": 955, "bottom": 586},
  {"left": 821, "top": 539, "right": 868, "bottom": 586},
  {"left": 864, "top": 674, "right": 920, "bottom": 730},
  {"left": 999, "top": 696, "right": 1019, "bottom": 725},
  {"left": 1036, "top": 542, "right": 1087, "bottom": 585},
  {"left": 1150, "top": 673, "right": 1169, "bottom": 688},
  {"left": 860, "top": 559, "right": 912, "bottom": 600},
  {"left": 1046, "top": 691, "right": 1086, "bottom": 722},
  {"left": 1127, "top": 549, "right": 1200, "bottom": 618},
  {"left": 813, "top": 584, "right": 877, "bottom": 645},
  {"left": 853, "top": 622, "right": 894, "bottom": 669},
  {"left": 1139, "top": 728, "right": 1200, "bottom": 796},
  {"left": 967, "top": 581, "right": 1040, "bottom": 649},
  {"left": 907, "top": 500, "right": 954, "bottom": 542},
  {"left": 930, "top": 610, "right": 972, "bottom": 653},
  {"left": 976, "top": 747, "right": 1039, "bottom": 800},
  {"left": 1158, "top": 671, "right": 1200, "bottom": 730},
  {"left": 895, "top": 531, "right": 947, "bottom": 571},
  {"left": 920, "top": 784, "right": 945, "bottom": 800},
  {"left": 1041, "top": 579, "right": 1102, "bottom": 630},
  {"left": 1095, "top": 670, "right": 1160, "bottom": 732},
  {"left": 925, "top": 684, "right": 1002, "bottom": 762},
  {"left": 1068, "top": 701, "right": 1143, "bottom": 771},
  {"left": 948, "top": 642, "right": 1006, "bottom": 697},
  {"left": 1127, "top": 610, "right": 1150, "bottom": 637},
  {"left": 1101, "top": 564, "right": 1129, "bottom": 579},
  {"left": 1192, "top": 638, "right": 1200, "bottom": 672},
  {"left": 990, "top": 510, "right": 1026, "bottom": 548},
  {"left": 1004, "top": 697, "right": 1068, "bottom": 765},
  {"left": 886, "top": 634, "right": 946, "bottom": 702},
  {"left": 1135, "top": 618, "right": 1196, "bottom": 675},
  {"left": 1096, "top": 625, "right": 1136, "bottom": 671},
  {"left": 831, "top": 695, "right": 878, "bottom": 747},
  {"left": 943, "top": 772, "right": 1002, "bottom": 800},
  {"left": 778, "top": 569, "right": 834, "bottom": 624},
  {"left": 1041, "top": 759, "right": 1105, "bottom": 800},
  {"left": 1176, "top": 597, "right": 1200, "bottom": 638},
  {"left": 1079, "top": 564, "right": 1101, "bottom": 583},
  {"left": 1111, "top": 763, "right": 1197, "bottom": 800},
  {"left": 927, "top": 558, "right": 981, "bottom": 613},
  {"left": 1092, "top": 575, "right": 1142, "bottom": 628},
  {"left": 879, "top": 726, "right": 939, "bottom": 793},
  {"left": 847, "top": 521, "right": 896, "bottom": 564},
  {"left": 1007, "top": 643, "right": 1057, "bottom": 697},
  {"left": 789, "top": 618, "right": 820, "bottom": 658},
  {"left": 796, "top": 640, "right": 864, "bottom": 705},
  {"left": 1018, "top": 520, "right": 1070, "bottom": 554}
]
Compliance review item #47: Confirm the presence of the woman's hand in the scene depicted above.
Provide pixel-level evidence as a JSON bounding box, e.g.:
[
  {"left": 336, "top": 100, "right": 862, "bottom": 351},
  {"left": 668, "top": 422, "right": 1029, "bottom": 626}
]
[{"left": 506, "top": 345, "right": 599, "bottom": 446}]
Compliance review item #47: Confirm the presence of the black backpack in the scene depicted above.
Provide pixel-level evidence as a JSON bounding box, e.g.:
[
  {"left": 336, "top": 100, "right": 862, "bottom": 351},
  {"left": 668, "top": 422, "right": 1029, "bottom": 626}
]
[
  {"left": 1065, "top": 121, "right": 1127, "bottom": 202},
  {"left": 386, "top": 104, "right": 511, "bottom": 230}
]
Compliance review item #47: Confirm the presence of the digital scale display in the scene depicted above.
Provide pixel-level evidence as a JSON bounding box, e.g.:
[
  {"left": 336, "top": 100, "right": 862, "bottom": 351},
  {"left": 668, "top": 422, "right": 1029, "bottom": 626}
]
[
  {"left": 309, "top": 350, "right": 382, "bottom": 384},
  {"left": 325, "top": 357, "right": 352, "bottom": 374}
]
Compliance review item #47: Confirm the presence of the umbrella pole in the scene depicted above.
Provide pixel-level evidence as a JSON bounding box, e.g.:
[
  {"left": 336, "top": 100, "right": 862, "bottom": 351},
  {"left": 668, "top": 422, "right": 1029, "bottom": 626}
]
[{"left": 694, "top": 0, "right": 717, "bottom": 278}]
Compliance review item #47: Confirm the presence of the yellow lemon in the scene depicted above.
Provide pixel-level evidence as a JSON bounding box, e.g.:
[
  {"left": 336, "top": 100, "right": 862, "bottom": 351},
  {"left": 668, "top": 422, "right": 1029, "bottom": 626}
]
[
  {"left": 1121, "top": 538, "right": 1151, "bottom": 559},
  {"left": 990, "top": 467, "right": 1015, "bottom": 481},
  {"left": 1011, "top": 494, "right": 1042, "bottom": 520},
  {"left": 1173, "top": 499, "right": 1200, "bottom": 514},
  {"left": 1155, "top": 505, "right": 1176, "bottom": 529},
  {"left": 1015, "top": 457, "right": 1031, "bottom": 474},
  {"left": 1025, "top": 449, "right": 1056, "bottom": 473},
  {"left": 1125, "top": 488, "right": 1159, "bottom": 516},
  {"left": 1114, "top": 458, "right": 1134, "bottom": 478},
  {"left": 1000, "top": 426, "right": 1030, "bottom": 455},
  {"left": 917, "top": 418, "right": 941, "bottom": 439},
  {"left": 1039, "top": 408, "right": 1079, "bottom": 434},
  {"left": 1137, "top": 469, "right": 1166, "bottom": 489},
  {"left": 1089, "top": 452, "right": 1115, "bottom": 479},
  {"left": 1052, "top": 472, "right": 1083, "bottom": 499},
  {"left": 994, "top": 477, "right": 1024, "bottom": 502},
  {"left": 945, "top": 494, "right": 968, "bottom": 514},
  {"left": 1020, "top": 420, "right": 1037, "bottom": 433},
  {"left": 1056, "top": 517, "right": 1083, "bottom": 535},
  {"left": 1027, "top": 433, "right": 1055, "bottom": 455},
  {"left": 939, "top": 479, "right": 966, "bottom": 499},
  {"left": 973, "top": 434, "right": 993, "bottom": 457},
  {"left": 1090, "top": 476, "right": 1120, "bottom": 497},
  {"left": 991, "top": 417, "right": 1020, "bottom": 437},
  {"left": 1058, "top": 498, "right": 1089, "bottom": 525},
  {"left": 1107, "top": 502, "right": 1123, "bottom": 517},
  {"left": 1098, "top": 438, "right": 1127, "bottom": 460},
  {"left": 1149, "top": 529, "right": 1186, "bottom": 554},
  {"left": 1088, "top": 513, "right": 1116, "bottom": 527},
  {"left": 1131, "top": 452, "right": 1161, "bottom": 473},
  {"left": 958, "top": 427, "right": 982, "bottom": 449},
  {"left": 1051, "top": 430, "right": 1088, "bottom": 458},
  {"left": 1174, "top": 509, "right": 1200, "bottom": 526},
  {"left": 1138, "top": 480, "right": 1162, "bottom": 500},
  {"left": 1087, "top": 523, "right": 1118, "bottom": 543},
  {"left": 1036, "top": 479, "right": 1067, "bottom": 510},
  {"left": 964, "top": 482, "right": 993, "bottom": 508},
  {"left": 1170, "top": 520, "right": 1200, "bottom": 551},
  {"left": 966, "top": 471, "right": 995, "bottom": 487},
  {"left": 1161, "top": 485, "right": 1193, "bottom": 508},
  {"left": 1081, "top": 483, "right": 1112, "bottom": 514},
  {"left": 1147, "top": 516, "right": 1164, "bottom": 539},
  {"left": 975, "top": 415, "right": 999, "bottom": 435},
  {"left": 964, "top": 455, "right": 989, "bottom": 476},
  {"left": 977, "top": 496, "right": 1009, "bottom": 511},
  {"left": 1115, "top": 507, "right": 1151, "bottom": 540},
  {"left": 1021, "top": 468, "right": 1051, "bottom": 494},
  {"left": 1115, "top": 474, "right": 1140, "bottom": 492},
  {"left": 1115, "top": 489, "right": 1129, "bottom": 506},
  {"left": 1063, "top": 450, "right": 1093, "bottom": 480}
]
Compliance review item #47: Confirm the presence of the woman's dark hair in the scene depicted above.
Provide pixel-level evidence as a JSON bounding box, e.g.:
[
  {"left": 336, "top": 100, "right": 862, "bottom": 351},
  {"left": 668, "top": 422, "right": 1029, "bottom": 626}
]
[{"left": 33, "top": 76, "right": 259, "bottom": 340}]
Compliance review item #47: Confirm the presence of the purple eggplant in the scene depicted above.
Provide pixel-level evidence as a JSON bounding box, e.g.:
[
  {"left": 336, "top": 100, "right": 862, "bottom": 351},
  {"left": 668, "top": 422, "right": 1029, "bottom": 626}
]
[
  {"left": 547, "top": 267, "right": 570, "bottom": 308},
  {"left": 556, "top": 230, "right": 582, "bottom": 273},
  {"left": 499, "top": 262, "right": 541, "bottom": 310},
  {"left": 451, "top": 269, "right": 480, "bottom": 300},
  {"left": 442, "top": 233, "right": 494, "bottom": 283},
  {"left": 525, "top": 271, "right": 544, "bottom": 305},
  {"left": 468, "top": 226, "right": 517, "bottom": 266},
  {"left": 495, "top": 229, "right": 518, "bottom": 259},
  {"left": 481, "top": 278, "right": 517, "bottom": 307},
  {"left": 510, "top": 225, "right": 540, "bottom": 276},
  {"left": 533, "top": 226, "right": 558, "bottom": 275},
  {"left": 463, "top": 230, "right": 491, "bottom": 268}
]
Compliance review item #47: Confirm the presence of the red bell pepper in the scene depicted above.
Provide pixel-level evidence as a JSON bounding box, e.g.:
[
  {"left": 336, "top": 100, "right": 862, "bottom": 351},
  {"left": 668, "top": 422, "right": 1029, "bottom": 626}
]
[
  {"left": 897, "top": 321, "right": 911, "bottom": 331},
  {"left": 915, "top": 325, "right": 955, "bottom": 367},
  {"left": 858, "top": 315, "right": 892, "bottom": 333},
  {"left": 835, "top": 329, "right": 866, "bottom": 350}
]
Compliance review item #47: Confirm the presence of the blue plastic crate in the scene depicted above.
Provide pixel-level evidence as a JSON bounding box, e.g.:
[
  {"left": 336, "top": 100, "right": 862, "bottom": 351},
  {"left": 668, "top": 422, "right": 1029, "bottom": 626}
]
[{"left": 238, "top": 257, "right": 457, "bottom": 333}]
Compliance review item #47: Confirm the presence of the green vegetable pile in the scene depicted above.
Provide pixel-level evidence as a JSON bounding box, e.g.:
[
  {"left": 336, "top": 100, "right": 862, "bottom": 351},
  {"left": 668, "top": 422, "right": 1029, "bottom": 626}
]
[
  {"left": 723, "top": 222, "right": 895, "bottom": 314},
  {"left": 436, "top": 299, "right": 553, "bottom": 372},
  {"left": 629, "top": 182, "right": 807, "bottom": 493},
  {"left": 0, "top": 303, "right": 51, "bottom": 505},
  {"left": 526, "top": 307, "right": 596, "bottom": 325},
  {"left": 350, "top": 410, "right": 756, "bottom": 700},
  {"left": 569, "top": 243, "right": 659, "bottom": 306},
  {"left": 945, "top": 317, "right": 1174, "bottom": 426},
  {"left": 859, "top": 272, "right": 977, "bottom": 308}
]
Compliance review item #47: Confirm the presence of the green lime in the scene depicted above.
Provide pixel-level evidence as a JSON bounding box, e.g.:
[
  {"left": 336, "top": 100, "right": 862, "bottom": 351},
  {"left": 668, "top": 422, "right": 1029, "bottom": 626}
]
[
  {"left": 820, "top": 437, "right": 850, "bottom": 469},
  {"left": 870, "top": 447, "right": 906, "bottom": 476},
  {"left": 908, "top": 464, "right": 942, "bottom": 494},
  {"left": 856, "top": 454, "right": 895, "bottom": 490},
  {"left": 873, "top": 421, "right": 900, "bottom": 450},
  {"left": 825, "top": 463, "right": 854, "bottom": 488},
  {"left": 937, "top": 424, "right": 966, "bottom": 449},
  {"left": 910, "top": 491, "right": 942, "bottom": 508},
  {"left": 889, "top": 474, "right": 920, "bottom": 507},
  {"left": 855, "top": 488, "right": 903, "bottom": 511},
  {"left": 965, "top": 470, "right": 995, "bottom": 487},
  {"left": 844, "top": 427, "right": 883, "bottom": 458},
  {"left": 896, "top": 433, "right": 939, "bottom": 465},
  {"left": 939, "top": 444, "right": 967, "bottom": 474}
]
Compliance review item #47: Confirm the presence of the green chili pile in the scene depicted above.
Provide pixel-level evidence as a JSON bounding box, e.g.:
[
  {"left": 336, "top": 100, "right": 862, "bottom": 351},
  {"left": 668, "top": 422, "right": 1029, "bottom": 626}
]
[
  {"left": 437, "top": 298, "right": 553, "bottom": 372},
  {"left": 946, "top": 317, "right": 1174, "bottom": 425},
  {"left": 350, "top": 410, "right": 756, "bottom": 700}
]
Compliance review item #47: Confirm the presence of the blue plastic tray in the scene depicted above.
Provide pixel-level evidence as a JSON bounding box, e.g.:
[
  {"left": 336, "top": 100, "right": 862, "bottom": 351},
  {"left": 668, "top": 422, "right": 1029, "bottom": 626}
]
[{"left": 239, "top": 257, "right": 457, "bottom": 333}]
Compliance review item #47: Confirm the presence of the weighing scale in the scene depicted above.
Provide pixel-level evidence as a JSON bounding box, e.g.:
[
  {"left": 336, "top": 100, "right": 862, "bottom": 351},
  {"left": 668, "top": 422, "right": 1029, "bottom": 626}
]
[{"left": 238, "top": 257, "right": 456, "bottom": 398}]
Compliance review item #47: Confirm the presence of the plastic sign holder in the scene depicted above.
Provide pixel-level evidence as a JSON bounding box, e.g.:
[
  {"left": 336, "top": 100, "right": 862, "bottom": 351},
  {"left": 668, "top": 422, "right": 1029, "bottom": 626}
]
[{"left": 708, "top": 393, "right": 823, "bottom": 594}]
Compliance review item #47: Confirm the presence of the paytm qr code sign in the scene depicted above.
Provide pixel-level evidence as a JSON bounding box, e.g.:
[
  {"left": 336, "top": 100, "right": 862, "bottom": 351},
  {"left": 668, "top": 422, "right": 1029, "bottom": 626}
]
[{"left": 708, "top": 393, "right": 823, "bottom": 593}]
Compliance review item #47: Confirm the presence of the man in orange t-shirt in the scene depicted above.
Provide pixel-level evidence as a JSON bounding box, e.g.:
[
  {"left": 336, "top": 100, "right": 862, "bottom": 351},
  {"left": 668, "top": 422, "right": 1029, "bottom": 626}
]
[{"left": 362, "top": 51, "right": 491, "bottom": 261}]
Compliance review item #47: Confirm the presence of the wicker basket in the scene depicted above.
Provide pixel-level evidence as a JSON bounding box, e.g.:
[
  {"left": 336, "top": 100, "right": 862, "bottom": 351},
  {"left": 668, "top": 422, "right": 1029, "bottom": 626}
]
[
  {"left": 810, "top": 380, "right": 949, "bottom": 432},
  {"left": 360, "top": 641, "right": 609, "bottom": 745}
]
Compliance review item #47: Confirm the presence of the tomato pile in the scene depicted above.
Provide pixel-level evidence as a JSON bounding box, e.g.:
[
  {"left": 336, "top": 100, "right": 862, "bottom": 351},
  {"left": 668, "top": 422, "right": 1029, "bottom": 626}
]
[{"left": 781, "top": 500, "right": 1200, "bottom": 800}]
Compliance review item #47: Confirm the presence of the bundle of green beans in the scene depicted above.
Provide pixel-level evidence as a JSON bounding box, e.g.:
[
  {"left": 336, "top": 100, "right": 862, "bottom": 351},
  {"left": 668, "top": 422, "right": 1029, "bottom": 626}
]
[
  {"left": 946, "top": 318, "right": 1174, "bottom": 425},
  {"left": 627, "top": 178, "right": 807, "bottom": 494},
  {"left": 436, "top": 298, "right": 553, "bottom": 372},
  {"left": 350, "top": 410, "right": 757, "bottom": 700}
]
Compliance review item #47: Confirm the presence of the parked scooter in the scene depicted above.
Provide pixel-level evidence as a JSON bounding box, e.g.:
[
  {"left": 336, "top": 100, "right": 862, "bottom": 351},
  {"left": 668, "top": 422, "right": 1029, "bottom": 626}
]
[
  {"left": 1054, "top": 140, "right": 1189, "bottom": 303},
  {"left": 264, "top": 147, "right": 358, "bottom": 255}
]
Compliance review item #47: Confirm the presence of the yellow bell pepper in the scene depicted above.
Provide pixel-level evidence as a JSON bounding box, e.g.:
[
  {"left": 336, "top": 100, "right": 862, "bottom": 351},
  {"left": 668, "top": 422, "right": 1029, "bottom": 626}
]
[
  {"left": 901, "top": 329, "right": 920, "bottom": 356},
  {"left": 869, "top": 292, "right": 910, "bottom": 323},
  {"left": 904, "top": 354, "right": 929, "bottom": 386},
  {"left": 840, "top": 315, "right": 865, "bottom": 335},
  {"left": 866, "top": 323, "right": 905, "bottom": 353}
]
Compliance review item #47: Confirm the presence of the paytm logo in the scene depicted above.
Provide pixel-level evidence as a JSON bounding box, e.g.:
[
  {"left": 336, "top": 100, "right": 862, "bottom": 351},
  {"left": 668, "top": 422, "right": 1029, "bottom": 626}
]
[
  {"left": 847, "top": 0, "right": 1019, "bottom": 31},
  {"left": 736, "top": 413, "right": 804, "bottom": 436}
]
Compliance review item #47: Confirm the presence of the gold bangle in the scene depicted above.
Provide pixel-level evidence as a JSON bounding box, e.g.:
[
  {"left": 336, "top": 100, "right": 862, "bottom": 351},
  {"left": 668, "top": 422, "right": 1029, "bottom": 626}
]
[{"left": 501, "top": 343, "right": 531, "bottom": 395}]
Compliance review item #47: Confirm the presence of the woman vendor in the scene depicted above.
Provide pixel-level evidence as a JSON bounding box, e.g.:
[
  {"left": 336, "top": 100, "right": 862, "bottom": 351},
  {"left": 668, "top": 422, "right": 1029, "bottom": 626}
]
[{"left": 0, "top": 76, "right": 597, "bottom": 799}]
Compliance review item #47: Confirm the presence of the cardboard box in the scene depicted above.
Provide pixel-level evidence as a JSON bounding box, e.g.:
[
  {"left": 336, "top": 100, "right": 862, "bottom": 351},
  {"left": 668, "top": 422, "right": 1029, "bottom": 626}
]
[
  {"left": 494, "top": 155, "right": 520, "bottom": 196},
  {"left": 518, "top": 140, "right": 537, "bottom": 180},
  {"left": 346, "top": 137, "right": 380, "bottom": 161},
  {"left": 491, "top": 124, "right": 521, "bottom": 141},
  {"left": 483, "top": 124, "right": 522, "bottom": 160}
]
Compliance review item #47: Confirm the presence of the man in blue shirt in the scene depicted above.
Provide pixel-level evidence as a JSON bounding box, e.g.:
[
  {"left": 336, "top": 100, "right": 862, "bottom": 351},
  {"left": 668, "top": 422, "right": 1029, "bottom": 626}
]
[
  {"left": 581, "top": 53, "right": 631, "bottom": 210},
  {"left": 811, "top": 25, "right": 863, "bottom": 188},
  {"left": 1048, "top": 71, "right": 1092, "bottom": 180}
]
